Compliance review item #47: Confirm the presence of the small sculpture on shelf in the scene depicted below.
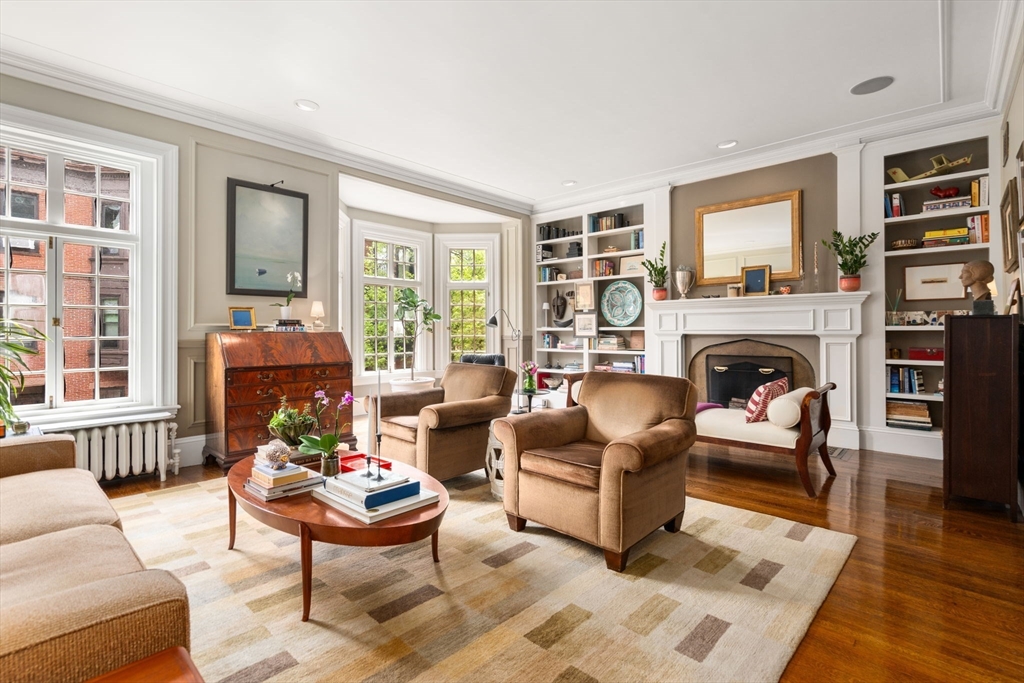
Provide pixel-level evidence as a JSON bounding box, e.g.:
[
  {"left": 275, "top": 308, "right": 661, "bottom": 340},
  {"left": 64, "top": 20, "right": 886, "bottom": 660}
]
[
  {"left": 929, "top": 186, "right": 960, "bottom": 199},
  {"left": 959, "top": 260, "right": 996, "bottom": 315},
  {"left": 262, "top": 439, "right": 292, "bottom": 470},
  {"left": 552, "top": 290, "right": 567, "bottom": 319}
]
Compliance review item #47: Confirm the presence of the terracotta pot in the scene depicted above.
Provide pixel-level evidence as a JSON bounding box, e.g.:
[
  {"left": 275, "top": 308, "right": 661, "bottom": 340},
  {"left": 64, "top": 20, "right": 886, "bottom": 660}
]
[
  {"left": 652, "top": 288, "right": 668, "bottom": 301},
  {"left": 839, "top": 275, "right": 861, "bottom": 292}
]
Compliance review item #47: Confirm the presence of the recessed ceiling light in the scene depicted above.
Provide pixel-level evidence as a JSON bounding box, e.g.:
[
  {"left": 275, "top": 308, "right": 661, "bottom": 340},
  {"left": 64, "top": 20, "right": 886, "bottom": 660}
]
[
  {"left": 294, "top": 99, "right": 320, "bottom": 111},
  {"left": 717, "top": 140, "right": 738, "bottom": 149},
  {"left": 562, "top": 180, "right": 577, "bottom": 187},
  {"left": 850, "top": 76, "right": 894, "bottom": 96}
]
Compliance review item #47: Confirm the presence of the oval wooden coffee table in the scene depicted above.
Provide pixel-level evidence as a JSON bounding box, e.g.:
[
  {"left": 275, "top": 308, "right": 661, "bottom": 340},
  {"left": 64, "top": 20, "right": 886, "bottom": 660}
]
[{"left": 227, "top": 456, "right": 448, "bottom": 621}]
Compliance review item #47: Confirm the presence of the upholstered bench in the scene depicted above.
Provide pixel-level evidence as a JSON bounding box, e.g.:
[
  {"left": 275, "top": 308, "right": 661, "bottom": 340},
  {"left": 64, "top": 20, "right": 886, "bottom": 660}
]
[{"left": 693, "top": 383, "right": 837, "bottom": 497}]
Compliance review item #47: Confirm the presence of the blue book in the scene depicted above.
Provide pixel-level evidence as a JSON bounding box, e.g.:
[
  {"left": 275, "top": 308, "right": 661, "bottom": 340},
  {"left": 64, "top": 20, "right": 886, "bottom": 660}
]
[
  {"left": 884, "top": 193, "right": 893, "bottom": 218},
  {"left": 324, "top": 478, "right": 421, "bottom": 510}
]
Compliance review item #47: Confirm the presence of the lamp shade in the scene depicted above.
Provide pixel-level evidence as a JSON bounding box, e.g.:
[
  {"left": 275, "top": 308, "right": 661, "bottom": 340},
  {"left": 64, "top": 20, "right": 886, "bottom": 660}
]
[
  {"left": 486, "top": 314, "right": 499, "bottom": 328},
  {"left": 541, "top": 303, "right": 550, "bottom": 310},
  {"left": 309, "top": 300, "right": 325, "bottom": 318}
]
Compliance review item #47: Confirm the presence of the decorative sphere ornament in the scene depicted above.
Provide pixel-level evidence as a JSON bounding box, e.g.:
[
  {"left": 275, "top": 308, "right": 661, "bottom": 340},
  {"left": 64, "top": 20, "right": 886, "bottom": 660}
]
[{"left": 264, "top": 439, "right": 291, "bottom": 470}]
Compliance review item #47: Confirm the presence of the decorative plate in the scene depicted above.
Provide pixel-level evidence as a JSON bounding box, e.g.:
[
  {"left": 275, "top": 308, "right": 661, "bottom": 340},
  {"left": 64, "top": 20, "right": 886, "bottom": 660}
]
[{"left": 600, "top": 280, "right": 642, "bottom": 326}]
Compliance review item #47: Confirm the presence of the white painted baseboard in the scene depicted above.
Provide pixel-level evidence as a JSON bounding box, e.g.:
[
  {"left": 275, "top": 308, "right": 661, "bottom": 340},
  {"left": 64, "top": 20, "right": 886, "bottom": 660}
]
[
  {"left": 176, "top": 434, "right": 207, "bottom": 468},
  {"left": 861, "top": 426, "right": 942, "bottom": 459}
]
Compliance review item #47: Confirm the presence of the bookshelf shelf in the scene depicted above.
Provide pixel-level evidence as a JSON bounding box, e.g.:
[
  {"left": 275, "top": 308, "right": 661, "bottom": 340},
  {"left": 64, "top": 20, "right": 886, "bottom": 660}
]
[
  {"left": 536, "top": 256, "right": 583, "bottom": 266},
  {"left": 537, "top": 235, "right": 583, "bottom": 246},
  {"left": 536, "top": 280, "right": 583, "bottom": 287},
  {"left": 598, "top": 326, "right": 644, "bottom": 332},
  {"left": 536, "top": 348, "right": 583, "bottom": 353},
  {"left": 883, "top": 205, "right": 989, "bottom": 225},
  {"left": 882, "top": 168, "right": 990, "bottom": 191},
  {"left": 883, "top": 243, "right": 989, "bottom": 258},
  {"left": 592, "top": 273, "right": 644, "bottom": 282},
  {"left": 885, "top": 359, "right": 944, "bottom": 367},
  {"left": 593, "top": 349, "right": 645, "bottom": 355},
  {"left": 588, "top": 248, "right": 644, "bottom": 260},
  {"left": 884, "top": 326, "right": 944, "bottom": 332},
  {"left": 886, "top": 392, "right": 944, "bottom": 402},
  {"left": 588, "top": 224, "right": 644, "bottom": 237}
]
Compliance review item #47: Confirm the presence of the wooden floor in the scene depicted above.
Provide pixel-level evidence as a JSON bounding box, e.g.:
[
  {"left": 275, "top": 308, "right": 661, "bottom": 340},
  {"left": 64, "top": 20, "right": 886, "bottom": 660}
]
[{"left": 103, "top": 440, "right": 1024, "bottom": 682}]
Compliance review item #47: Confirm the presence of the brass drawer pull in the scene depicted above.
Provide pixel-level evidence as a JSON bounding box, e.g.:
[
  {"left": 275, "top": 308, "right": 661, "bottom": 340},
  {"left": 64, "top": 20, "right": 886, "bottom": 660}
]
[
  {"left": 315, "top": 383, "right": 330, "bottom": 392},
  {"left": 255, "top": 409, "right": 273, "bottom": 419},
  {"left": 256, "top": 388, "right": 276, "bottom": 398},
  {"left": 314, "top": 369, "right": 330, "bottom": 378},
  {"left": 257, "top": 372, "right": 275, "bottom": 382}
]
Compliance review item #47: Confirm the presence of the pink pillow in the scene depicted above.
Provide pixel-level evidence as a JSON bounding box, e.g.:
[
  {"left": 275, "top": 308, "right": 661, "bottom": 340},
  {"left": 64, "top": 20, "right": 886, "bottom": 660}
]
[{"left": 745, "top": 378, "right": 789, "bottom": 423}]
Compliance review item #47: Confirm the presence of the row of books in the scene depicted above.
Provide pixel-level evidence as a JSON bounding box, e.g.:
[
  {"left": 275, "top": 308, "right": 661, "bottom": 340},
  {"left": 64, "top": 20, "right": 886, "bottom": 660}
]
[
  {"left": 266, "top": 318, "right": 310, "bottom": 333},
  {"left": 629, "top": 230, "right": 644, "bottom": 250},
  {"left": 537, "top": 266, "right": 563, "bottom": 282},
  {"left": 593, "top": 356, "right": 645, "bottom": 373},
  {"left": 886, "top": 399, "right": 933, "bottom": 431},
  {"left": 965, "top": 215, "right": 990, "bottom": 243},
  {"left": 888, "top": 366, "right": 927, "bottom": 395},
  {"left": 589, "top": 215, "right": 628, "bottom": 232},
  {"left": 969, "top": 176, "right": 990, "bottom": 206},
  {"left": 311, "top": 464, "right": 439, "bottom": 524},
  {"left": 596, "top": 334, "right": 626, "bottom": 350},
  {"left": 537, "top": 224, "right": 581, "bottom": 242},
  {"left": 884, "top": 177, "right": 988, "bottom": 219},
  {"left": 245, "top": 458, "right": 324, "bottom": 502},
  {"left": 592, "top": 259, "right": 616, "bottom": 277}
]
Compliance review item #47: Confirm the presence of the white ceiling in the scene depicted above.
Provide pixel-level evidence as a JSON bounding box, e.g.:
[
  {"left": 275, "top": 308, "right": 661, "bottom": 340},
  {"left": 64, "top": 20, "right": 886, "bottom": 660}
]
[
  {"left": 0, "top": 1, "right": 1014, "bottom": 210},
  {"left": 339, "top": 175, "right": 510, "bottom": 223}
]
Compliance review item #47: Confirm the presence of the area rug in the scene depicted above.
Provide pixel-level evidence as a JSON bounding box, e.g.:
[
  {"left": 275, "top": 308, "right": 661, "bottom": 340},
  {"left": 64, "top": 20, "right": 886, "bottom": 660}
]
[{"left": 112, "top": 474, "right": 856, "bottom": 683}]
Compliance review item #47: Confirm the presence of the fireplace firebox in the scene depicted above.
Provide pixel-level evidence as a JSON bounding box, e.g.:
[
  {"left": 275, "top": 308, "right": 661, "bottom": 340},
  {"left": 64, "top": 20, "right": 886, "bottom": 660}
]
[{"left": 706, "top": 355, "right": 794, "bottom": 408}]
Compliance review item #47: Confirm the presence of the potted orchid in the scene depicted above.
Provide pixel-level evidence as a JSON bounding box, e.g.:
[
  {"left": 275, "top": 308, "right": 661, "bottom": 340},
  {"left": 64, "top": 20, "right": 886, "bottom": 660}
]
[
  {"left": 298, "top": 389, "right": 354, "bottom": 477},
  {"left": 520, "top": 360, "right": 539, "bottom": 393},
  {"left": 271, "top": 271, "right": 302, "bottom": 320}
]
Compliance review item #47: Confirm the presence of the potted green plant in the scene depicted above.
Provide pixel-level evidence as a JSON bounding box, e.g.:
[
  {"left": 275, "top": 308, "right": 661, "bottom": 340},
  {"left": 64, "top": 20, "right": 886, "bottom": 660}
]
[
  {"left": 642, "top": 242, "right": 669, "bottom": 300},
  {"left": 270, "top": 271, "right": 302, "bottom": 319},
  {"left": 267, "top": 397, "right": 317, "bottom": 449},
  {"left": 0, "top": 319, "right": 47, "bottom": 430},
  {"left": 821, "top": 230, "right": 880, "bottom": 292},
  {"left": 298, "top": 389, "right": 354, "bottom": 476},
  {"left": 391, "top": 287, "right": 442, "bottom": 392}
]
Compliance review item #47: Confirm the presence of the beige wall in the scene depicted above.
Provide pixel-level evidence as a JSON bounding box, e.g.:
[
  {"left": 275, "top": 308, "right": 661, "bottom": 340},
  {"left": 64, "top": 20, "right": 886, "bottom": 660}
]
[
  {"left": 0, "top": 74, "right": 527, "bottom": 439},
  {"left": 670, "top": 154, "right": 839, "bottom": 297},
  {"left": 1001, "top": 60, "right": 1024, "bottom": 292}
]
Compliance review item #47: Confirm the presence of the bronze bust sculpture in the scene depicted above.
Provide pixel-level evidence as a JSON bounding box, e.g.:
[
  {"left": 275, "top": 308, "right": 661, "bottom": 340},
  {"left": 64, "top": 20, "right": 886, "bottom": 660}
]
[{"left": 959, "top": 260, "right": 994, "bottom": 301}]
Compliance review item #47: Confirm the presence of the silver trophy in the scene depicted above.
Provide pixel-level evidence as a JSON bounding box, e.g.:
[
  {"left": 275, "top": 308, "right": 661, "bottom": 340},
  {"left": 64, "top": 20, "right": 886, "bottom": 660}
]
[{"left": 672, "top": 266, "right": 695, "bottom": 299}]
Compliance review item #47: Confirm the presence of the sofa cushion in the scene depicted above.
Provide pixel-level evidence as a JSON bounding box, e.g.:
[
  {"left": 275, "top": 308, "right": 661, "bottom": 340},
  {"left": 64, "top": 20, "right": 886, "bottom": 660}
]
[
  {"left": 0, "top": 524, "right": 144, "bottom": 608},
  {"left": 381, "top": 415, "right": 419, "bottom": 442},
  {"left": 521, "top": 440, "right": 605, "bottom": 490},
  {"left": 0, "top": 468, "right": 121, "bottom": 545},
  {"left": 696, "top": 408, "right": 799, "bottom": 449},
  {"left": 745, "top": 377, "right": 789, "bottom": 423},
  {"left": 767, "top": 387, "right": 816, "bottom": 428}
]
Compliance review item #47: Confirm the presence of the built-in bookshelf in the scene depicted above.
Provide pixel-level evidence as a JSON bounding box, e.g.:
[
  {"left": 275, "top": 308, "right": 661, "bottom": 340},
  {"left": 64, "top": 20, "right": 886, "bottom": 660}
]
[
  {"left": 880, "top": 135, "right": 992, "bottom": 437},
  {"left": 532, "top": 195, "right": 654, "bottom": 387}
]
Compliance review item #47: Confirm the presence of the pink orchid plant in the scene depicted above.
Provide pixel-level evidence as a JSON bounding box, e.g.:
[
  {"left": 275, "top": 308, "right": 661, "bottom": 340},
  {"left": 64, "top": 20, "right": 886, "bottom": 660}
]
[{"left": 298, "top": 389, "right": 354, "bottom": 458}]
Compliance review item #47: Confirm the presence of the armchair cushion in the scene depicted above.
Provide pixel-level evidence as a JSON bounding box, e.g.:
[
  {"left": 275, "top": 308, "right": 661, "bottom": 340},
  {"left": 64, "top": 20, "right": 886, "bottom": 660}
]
[
  {"left": 522, "top": 440, "right": 604, "bottom": 490},
  {"left": 695, "top": 408, "right": 799, "bottom": 448},
  {"left": 0, "top": 468, "right": 121, "bottom": 546},
  {"left": 380, "top": 415, "right": 419, "bottom": 442}
]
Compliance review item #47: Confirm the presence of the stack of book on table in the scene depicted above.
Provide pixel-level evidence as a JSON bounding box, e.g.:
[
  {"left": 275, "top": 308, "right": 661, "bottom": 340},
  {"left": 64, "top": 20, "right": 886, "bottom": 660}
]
[
  {"left": 244, "top": 461, "right": 324, "bottom": 501},
  {"left": 312, "top": 464, "right": 439, "bottom": 524},
  {"left": 886, "top": 399, "right": 933, "bottom": 431}
]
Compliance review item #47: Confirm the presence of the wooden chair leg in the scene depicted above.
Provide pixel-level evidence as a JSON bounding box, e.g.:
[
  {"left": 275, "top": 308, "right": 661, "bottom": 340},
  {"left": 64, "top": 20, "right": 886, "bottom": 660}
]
[
  {"left": 664, "top": 511, "right": 685, "bottom": 533},
  {"left": 604, "top": 548, "right": 630, "bottom": 572},
  {"left": 818, "top": 443, "right": 837, "bottom": 476},
  {"left": 506, "top": 513, "right": 526, "bottom": 532},
  {"left": 796, "top": 450, "right": 817, "bottom": 498}
]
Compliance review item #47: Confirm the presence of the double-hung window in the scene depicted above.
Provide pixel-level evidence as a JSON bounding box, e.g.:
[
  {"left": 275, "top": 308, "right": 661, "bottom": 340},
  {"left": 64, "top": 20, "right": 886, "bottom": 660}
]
[
  {"left": 435, "top": 234, "right": 499, "bottom": 364},
  {"left": 355, "top": 222, "right": 431, "bottom": 376},
  {"left": 0, "top": 106, "right": 177, "bottom": 428}
]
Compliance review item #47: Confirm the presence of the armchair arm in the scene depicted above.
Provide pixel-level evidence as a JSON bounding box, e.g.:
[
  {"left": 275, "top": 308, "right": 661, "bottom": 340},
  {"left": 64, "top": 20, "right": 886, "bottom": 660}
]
[
  {"left": 0, "top": 434, "right": 77, "bottom": 479},
  {"left": 602, "top": 418, "right": 697, "bottom": 474},
  {"left": 420, "top": 395, "right": 511, "bottom": 430}
]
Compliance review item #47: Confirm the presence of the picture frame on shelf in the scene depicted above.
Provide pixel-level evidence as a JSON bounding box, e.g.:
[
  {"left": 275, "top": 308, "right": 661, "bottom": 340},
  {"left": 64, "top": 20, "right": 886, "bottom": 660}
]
[
  {"left": 741, "top": 265, "right": 771, "bottom": 296},
  {"left": 228, "top": 307, "right": 257, "bottom": 330},
  {"left": 575, "top": 282, "right": 595, "bottom": 311},
  {"left": 904, "top": 263, "right": 966, "bottom": 301},
  {"left": 1001, "top": 180, "right": 1020, "bottom": 273},
  {"left": 574, "top": 312, "right": 598, "bottom": 338},
  {"left": 227, "top": 178, "right": 309, "bottom": 298},
  {"left": 619, "top": 255, "right": 645, "bottom": 276}
]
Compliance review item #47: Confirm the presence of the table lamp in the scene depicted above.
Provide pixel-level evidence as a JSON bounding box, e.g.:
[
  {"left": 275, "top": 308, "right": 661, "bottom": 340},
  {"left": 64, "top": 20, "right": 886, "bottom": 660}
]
[
  {"left": 309, "top": 300, "right": 325, "bottom": 331},
  {"left": 486, "top": 309, "right": 524, "bottom": 414},
  {"left": 541, "top": 302, "right": 550, "bottom": 328}
]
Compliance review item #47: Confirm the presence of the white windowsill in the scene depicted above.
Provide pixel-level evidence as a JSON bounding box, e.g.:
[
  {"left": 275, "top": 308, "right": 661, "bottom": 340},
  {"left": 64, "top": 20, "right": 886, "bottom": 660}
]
[{"left": 17, "top": 404, "right": 180, "bottom": 432}]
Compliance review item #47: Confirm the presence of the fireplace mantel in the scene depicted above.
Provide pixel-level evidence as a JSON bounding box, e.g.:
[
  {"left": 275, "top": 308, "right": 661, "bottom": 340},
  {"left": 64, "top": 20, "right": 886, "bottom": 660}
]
[{"left": 646, "top": 291, "right": 870, "bottom": 448}]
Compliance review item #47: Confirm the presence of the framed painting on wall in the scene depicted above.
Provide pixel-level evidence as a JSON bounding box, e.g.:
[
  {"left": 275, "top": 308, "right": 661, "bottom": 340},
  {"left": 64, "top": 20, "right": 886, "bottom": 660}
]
[
  {"left": 1001, "top": 180, "right": 1020, "bottom": 274},
  {"left": 227, "top": 178, "right": 309, "bottom": 297},
  {"left": 905, "top": 263, "right": 966, "bottom": 301}
]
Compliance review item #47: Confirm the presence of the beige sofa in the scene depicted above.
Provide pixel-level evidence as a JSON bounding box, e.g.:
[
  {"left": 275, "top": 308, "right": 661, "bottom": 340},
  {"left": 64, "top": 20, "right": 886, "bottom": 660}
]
[{"left": 0, "top": 435, "right": 190, "bottom": 683}]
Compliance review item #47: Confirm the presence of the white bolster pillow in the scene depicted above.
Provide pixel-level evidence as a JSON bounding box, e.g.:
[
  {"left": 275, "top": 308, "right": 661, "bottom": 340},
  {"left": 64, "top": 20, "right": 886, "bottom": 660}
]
[{"left": 766, "top": 387, "right": 815, "bottom": 428}]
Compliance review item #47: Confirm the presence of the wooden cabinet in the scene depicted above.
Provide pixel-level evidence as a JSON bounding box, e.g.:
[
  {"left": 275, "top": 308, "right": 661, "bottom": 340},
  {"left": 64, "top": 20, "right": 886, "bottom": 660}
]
[
  {"left": 943, "top": 316, "right": 1022, "bottom": 521},
  {"left": 204, "top": 332, "right": 357, "bottom": 470}
]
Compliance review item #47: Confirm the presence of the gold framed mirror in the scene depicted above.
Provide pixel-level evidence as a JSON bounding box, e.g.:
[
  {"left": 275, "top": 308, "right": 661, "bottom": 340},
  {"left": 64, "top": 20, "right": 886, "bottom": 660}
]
[{"left": 695, "top": 190, "right": 802, "bottom": 286}]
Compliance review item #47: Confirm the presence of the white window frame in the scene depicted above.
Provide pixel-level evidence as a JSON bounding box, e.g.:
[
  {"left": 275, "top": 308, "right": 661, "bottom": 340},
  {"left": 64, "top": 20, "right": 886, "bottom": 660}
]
[
  {"left": 0, "top": 104, "right": 178, "bottom": 430},
  {"left": 434, "top": 233, "right": 500, "bottom": 369},
  {"left": 352, "top": 220, "right": 433, "bottom": 382}
]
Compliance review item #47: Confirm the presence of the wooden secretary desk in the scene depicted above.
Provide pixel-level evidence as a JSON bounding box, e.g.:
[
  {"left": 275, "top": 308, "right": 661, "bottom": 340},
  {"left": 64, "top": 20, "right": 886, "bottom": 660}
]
[{"left": 204, "top": 332, "right": 357, "bottom": 470}]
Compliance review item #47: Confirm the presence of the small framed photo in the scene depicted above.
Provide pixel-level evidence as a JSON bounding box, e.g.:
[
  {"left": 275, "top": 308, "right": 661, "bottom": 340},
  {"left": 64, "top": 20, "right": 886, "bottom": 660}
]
[
  {"left": 575, "top": 282, "right": 595, "bottom": 310},
  {"left": 228, "top": 307, "right": 257, "bottom": 330},
  {"left": 574, "top": 312, "right": 598, "bottom": 337},
  {"left": 619, "top": 255, "right": 645, "bottom": 276},
  {"left": 741, "top": 265, "right": 771, "bottom": 296},
  {"left": 904, "top": 263, "right": 966, "bottom": 301}
]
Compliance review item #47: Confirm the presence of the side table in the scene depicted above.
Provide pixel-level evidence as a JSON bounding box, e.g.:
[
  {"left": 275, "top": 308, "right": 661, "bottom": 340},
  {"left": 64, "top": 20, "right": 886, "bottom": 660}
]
[{"left": 484, "top": 418, "right": 504, "bottom": 501}]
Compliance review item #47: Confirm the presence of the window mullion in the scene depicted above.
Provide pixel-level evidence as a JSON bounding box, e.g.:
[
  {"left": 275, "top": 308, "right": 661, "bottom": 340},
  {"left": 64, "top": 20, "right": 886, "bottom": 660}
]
[
  {"left": 48, "top": 153, "right": 66, "bottom": 228},
  {"left": 49, "top": 237, "right": 64, "bottom": 409}
]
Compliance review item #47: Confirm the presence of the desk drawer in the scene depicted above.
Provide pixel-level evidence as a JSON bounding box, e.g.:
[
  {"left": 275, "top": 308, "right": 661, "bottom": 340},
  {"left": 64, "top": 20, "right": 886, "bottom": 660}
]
[
  {"left": 295, "top": 365, "right": 351, "bottom": 382},
  {"left": 227, "top": 425, "right": 275, "bottom": 454},
  {"left": 227, "top": 404, "right": 279, "bottom": 429},
  {"left": 227, "top": 368, "right": 295, "bottom": 386}
]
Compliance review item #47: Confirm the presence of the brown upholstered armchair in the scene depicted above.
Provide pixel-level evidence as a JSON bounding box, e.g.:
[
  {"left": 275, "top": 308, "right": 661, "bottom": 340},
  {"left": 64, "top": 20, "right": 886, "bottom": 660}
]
[
  {"left": 364, "top": 362, "right": 516, "bottom": 481},
  {"left": 494, "top": 371, "right": 698, "bottom": 571}
]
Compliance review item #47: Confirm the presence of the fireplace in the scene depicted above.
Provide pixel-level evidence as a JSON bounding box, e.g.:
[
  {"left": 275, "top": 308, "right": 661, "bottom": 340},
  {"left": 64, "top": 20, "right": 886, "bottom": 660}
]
[{"left": 706, "top": 355, "right": 793, "bottom": 408}]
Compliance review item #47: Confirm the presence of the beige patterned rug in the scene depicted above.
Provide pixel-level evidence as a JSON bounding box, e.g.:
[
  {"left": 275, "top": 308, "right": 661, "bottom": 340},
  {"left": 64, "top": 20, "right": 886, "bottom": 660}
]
[{"left": 112, "top": 473, "right": 855, "bottom": 683}]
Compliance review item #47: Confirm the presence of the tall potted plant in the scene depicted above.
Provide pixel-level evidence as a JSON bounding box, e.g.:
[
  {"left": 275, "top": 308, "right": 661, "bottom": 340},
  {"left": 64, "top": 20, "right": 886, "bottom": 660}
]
[
  {"left": 821, "top": 230, "right": 880, "bottom": 292},
  {"left": 0, "top": 319, "right": 47, "bottom": 429},
  {"left": 270, "top": 271, "right": 302, "bottom": 319},
  {"left": 390, "top": 287, "right": 442, "bottom": 392},
  {"left": 642, "top": 242, "right": 669, "bottom": 300}
]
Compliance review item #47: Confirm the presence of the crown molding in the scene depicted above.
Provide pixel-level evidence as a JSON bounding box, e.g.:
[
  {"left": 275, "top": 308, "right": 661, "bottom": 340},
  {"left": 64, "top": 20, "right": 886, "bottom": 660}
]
[
  {"left": 530, "top": 100, "right": 998, "bottom": 214},
  {"left": 0, "top": 49, "right": 535, "bottom": 217},
  {"left": 983, "top": 0, "right": 1024, "bottom": 112}
]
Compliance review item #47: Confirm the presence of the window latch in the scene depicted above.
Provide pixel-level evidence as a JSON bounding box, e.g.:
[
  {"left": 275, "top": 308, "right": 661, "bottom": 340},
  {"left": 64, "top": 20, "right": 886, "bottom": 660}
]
[
  {"left": 48, "top": 396, "right": 54, "bottom": 409},
  {"left": 52, "top": 317, "right": 61, "bottom": 327}
]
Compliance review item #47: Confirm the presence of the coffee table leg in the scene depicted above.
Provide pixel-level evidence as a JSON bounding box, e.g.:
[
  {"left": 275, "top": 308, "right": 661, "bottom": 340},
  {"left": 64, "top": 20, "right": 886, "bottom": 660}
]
[
  {"left": 300, "top": 523, "right": 312, "bottom": 622},
  {"left": 432, "top": 530, "right": 439, "bottom": 563},
  {"left": 228, "top": 487, "right": 236, "bottom": 550}
]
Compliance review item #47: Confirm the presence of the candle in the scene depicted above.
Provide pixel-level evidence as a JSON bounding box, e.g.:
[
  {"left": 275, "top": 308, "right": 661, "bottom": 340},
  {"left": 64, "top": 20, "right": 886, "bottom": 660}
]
[
  {"left": 376, "top": 368, "right": 382, "bottom": 436},
  {"left": 814, "top": 243, "right": 818, "bottom": 275}
]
